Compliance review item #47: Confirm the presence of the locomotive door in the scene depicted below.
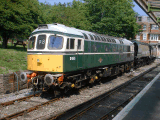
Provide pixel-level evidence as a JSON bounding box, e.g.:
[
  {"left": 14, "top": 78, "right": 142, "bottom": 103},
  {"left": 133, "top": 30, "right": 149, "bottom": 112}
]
[{"left": 77, "top": 39, "right": 83, "bottom": 69}]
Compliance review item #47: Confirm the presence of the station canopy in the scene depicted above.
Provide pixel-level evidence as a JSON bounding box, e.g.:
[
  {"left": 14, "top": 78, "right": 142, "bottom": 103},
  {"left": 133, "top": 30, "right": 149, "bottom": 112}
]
[{"left": 134, "top": 0, "right": 160, "bottom": 26}]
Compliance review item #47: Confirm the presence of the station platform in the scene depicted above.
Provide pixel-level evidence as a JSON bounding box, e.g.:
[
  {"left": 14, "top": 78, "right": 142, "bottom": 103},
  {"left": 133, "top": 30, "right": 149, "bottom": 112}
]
[{"left": 113, "top": 69, "right": 160, "bottom": 120}]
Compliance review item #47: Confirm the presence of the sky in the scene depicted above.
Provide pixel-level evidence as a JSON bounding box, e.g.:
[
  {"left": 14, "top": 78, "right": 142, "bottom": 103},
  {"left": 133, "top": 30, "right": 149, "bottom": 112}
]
[{"left": 38, "top": 0, "right": 148, "bottom": 16}]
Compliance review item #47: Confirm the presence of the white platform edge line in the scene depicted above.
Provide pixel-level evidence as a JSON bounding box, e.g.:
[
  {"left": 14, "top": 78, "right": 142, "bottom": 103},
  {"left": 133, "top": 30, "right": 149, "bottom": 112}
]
[{"left": 113, "top": 71, "right": 160, "bottom": 120}]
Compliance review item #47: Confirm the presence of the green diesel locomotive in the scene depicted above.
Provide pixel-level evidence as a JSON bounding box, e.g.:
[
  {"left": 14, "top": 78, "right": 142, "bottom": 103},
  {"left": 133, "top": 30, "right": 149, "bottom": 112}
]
[{"left": 20, "top": 23, "right": 136, "bottom": 92}]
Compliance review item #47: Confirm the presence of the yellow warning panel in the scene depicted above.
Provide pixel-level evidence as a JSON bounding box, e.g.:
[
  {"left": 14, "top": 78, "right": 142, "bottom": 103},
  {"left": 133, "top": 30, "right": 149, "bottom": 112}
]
[{"left": 27, "top": 54, "right": 63, "bottom": 72}]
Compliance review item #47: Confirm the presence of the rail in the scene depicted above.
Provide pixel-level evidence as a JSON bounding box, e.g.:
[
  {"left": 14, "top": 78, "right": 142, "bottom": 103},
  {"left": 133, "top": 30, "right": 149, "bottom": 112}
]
[{"left": 45, "top": 65, "right": 159, "bottom": 120}]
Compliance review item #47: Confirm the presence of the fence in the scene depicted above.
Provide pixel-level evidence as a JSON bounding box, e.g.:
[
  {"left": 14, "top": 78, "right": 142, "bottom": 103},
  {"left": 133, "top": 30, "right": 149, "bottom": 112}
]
[{"left": 0, "top": 71, "right": 30, "bottom": 94}]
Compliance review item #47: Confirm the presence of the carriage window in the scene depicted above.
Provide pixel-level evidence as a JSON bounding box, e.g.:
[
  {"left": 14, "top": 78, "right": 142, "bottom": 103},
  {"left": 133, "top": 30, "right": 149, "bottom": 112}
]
[
  {"left": 48, "top": 36, "right": 63, "bottom": 49},
  {"left": 78, "top": 39, "right": 82, "bottom": 49},
  {"left": 37, "top": 35, "right": 46, "bottom": 49},
  {"left": 28, "top": 36, "right": 36, "bottom": 49},
  {"left": 82, "top": 33, "right": 88, "bottom": 39}
]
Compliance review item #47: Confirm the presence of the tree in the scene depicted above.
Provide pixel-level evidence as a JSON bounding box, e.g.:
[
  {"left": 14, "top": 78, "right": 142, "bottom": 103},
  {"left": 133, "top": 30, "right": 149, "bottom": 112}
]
[
  {"left": 0, "top": 0, "right": 46, "bottom": 48},
  {"left": 49, "top": 0, "right": 91, "bottom": 30},
  {"left": 83, "top": 0, "right": 140, "bottom": 39},
  {"left": 39, "top": 2, "right": 53, "bottom": 23},
  {"left": 0, "top": 0, "right": 140, "bottom": 49}
]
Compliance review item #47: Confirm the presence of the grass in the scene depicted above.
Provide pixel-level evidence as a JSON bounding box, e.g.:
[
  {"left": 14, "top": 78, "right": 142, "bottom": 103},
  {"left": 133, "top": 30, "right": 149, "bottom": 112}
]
[{"left": 0, "top": 42, "right": 27, "bottom": 74}]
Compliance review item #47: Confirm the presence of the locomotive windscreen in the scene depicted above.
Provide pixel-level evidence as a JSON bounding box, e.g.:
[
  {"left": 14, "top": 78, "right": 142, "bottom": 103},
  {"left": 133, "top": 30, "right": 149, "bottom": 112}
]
[
  {"left": 28, "top": 36, "right": 36, "bottom": 49},
  {"left": 48, "top": 36, "right": 63, "bottom": 49},
  {"left": 36, "top": 35, "right": 46, "bottom": 49}
]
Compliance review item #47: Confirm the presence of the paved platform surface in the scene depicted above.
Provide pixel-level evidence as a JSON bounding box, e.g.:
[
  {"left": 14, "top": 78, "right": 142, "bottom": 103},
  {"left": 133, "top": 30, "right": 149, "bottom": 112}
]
[{"left": 113, "top": 67, "right": 160, "bottom": 120}]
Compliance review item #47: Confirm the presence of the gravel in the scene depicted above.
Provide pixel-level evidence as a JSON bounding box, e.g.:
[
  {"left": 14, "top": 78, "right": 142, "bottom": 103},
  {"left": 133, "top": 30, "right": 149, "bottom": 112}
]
[
  {"left": 1, "top": 59, "right": 160, "bottom": 120},
  {"left": 0, "top": 88, "right": 41, "bottom": 103},
  {"left": 0, "top": 96, "right": 49, "bottom": 118}
]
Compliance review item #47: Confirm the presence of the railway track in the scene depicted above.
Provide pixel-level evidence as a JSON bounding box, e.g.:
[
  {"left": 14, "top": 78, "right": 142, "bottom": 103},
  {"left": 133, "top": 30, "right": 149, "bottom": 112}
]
[
  {"left": 0, "top": 98, "right": 60, "bottom": 120},
  {"left": 46, "top": 65, "right": 160, "bottom": 120},
  {"left": 0, "top": 93, "right": 41, "bottom": 107},
  {"left": 0, "top": 63, "right": 159, "bottom": 120},
  {"left": 0, "top": 91, "right": 62, "bottom": 120}
]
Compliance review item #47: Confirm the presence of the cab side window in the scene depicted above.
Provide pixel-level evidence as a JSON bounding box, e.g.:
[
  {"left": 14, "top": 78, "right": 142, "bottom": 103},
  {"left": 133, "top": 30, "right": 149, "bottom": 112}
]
[
  {"left": 66, "top": 38, "right": 69, "bottom": 49},
  {"left": 66, "top": 38, "right": 75, "bottom": 49},
  {"left": 78, "top": 39, "right": 82, "bottom": 49},
  {"left": 70, "top": 39, "right": 75, "bottom": 49},
  {"left": 28, "top": 36, "right": 36, "bottom": 49}
]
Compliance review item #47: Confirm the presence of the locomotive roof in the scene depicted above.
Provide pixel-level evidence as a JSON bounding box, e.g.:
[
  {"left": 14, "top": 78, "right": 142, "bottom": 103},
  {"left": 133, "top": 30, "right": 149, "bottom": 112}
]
[
  {"left": 31, "top": 23, "right": 133, "bottom": 45},
  {"left": 31, "top": 23, "right": 84, "bottom": 38}
]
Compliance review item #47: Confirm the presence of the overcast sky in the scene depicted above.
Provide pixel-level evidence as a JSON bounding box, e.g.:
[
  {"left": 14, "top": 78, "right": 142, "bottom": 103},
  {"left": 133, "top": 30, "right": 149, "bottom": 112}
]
[{"left": 38, "top": 0, "right": 148, "bottom": 16}]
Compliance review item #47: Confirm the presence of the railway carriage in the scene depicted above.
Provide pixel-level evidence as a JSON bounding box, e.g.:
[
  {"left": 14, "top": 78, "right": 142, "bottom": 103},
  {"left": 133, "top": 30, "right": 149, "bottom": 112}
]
[{"left": 20, "top": 23, "right": 134, "bottom": 91}]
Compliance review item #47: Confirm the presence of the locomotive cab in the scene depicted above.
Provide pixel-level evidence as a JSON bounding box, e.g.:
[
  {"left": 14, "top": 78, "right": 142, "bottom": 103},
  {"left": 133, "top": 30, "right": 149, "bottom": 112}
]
[
  {"left": 27, "top": 33, "right": 84, "bottom": 73},
  {"left": 27, "top": 34, "right": 64, "bottom": 73}
]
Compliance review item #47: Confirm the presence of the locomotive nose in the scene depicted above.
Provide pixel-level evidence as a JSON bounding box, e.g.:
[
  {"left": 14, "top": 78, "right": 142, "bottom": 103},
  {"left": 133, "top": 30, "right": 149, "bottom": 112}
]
[{"left": 44, "top": 74, "right": 54, "bottom": 86}]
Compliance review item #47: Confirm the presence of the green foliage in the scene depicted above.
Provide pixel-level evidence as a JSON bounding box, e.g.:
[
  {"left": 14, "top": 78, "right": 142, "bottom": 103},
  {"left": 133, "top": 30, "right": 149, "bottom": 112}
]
[
  {"left": 44, "top": 0, "right": 139, "bottom": 39},
  {"left": 0, "top": 0, "right": 140, "bottom": 49},
  {"left": 39, "top": 2, "right": 53, "bottom": 23},
  {"left": 50, "top": 0, "right": 91, "bottom": 30},
  {"left": 0, "top": 0, "right": 47, "bottom": 48},
  {"left": 0, "top": 43, "right": 27, "bottom": 74},
  {"left": 83, "top": 0, "right": 140, "bottom": 39}
]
